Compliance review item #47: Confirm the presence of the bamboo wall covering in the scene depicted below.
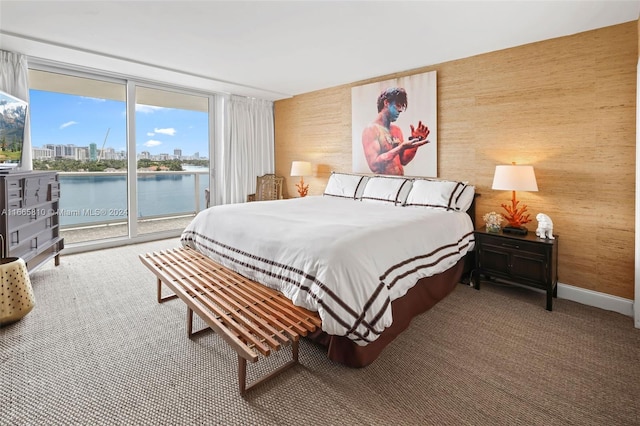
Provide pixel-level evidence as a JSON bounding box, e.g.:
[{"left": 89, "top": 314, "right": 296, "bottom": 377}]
[{"left": 274, "top": 22, "right": 637, "bottom": 300}]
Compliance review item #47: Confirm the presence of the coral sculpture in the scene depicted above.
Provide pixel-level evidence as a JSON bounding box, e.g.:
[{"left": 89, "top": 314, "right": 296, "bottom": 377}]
[{"left": 500, "top": 194, "right": 532, "bottom": 227}]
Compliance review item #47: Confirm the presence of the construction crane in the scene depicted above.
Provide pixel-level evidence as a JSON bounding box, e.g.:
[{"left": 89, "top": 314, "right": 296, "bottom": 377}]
[{"left": 97, "top": 128, "right": 110, "bottom": 162}]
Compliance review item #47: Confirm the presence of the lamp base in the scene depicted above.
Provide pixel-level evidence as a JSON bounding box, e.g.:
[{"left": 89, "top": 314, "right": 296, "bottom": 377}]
[
  {"left": 502, "top": 225, "right": 528, "bottom": 235},
  {"left": 295, "top": 177, "right": 309, "bottom": 197}
]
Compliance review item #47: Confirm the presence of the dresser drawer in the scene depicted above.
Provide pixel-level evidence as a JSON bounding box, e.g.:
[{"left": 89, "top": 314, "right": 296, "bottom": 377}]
[
  {"left": 6, "top": 187, "right": 22, "bottom": 201},
  {"left": 9, "top": 232, "right": 60, "bottom": 259},
  {"left": 5, "top": 178, "right": 22, "bottom": 191},
  {"left": 4, "top": 179, "right": 23, "bottom": 208},
  {"left": 5, "top": 196, "right": 23, "bottom": 209},
  {"left": 6, "top": 207, "right": 44, "bottom": 229},
  {"left": 48, "top": 182, "right": 60, "bottom": 201},
  {"left": 8, "top": 218, "right": 54, "bottom": 248}
]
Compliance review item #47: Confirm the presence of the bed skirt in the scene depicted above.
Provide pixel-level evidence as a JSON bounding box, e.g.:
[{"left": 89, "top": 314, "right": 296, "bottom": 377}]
[{"left": 307, "top": 258, "right": 465, "bottom": 368}]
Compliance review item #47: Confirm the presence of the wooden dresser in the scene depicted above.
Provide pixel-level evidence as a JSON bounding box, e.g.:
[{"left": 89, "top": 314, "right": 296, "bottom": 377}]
[{"left": 0, "top": 170, "right": 64, "bottom": 272}]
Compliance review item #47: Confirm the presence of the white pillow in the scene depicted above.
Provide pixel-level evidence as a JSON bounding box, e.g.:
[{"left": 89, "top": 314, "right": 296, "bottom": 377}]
[
  {"left": 455, "top": 184, "right": 475, "bottom": 211},
  {"left": 361, "top": 176, "right": 412, "bottom": 205},
  {"left": 405, "top": 179, "right": 474, "bottom": 211},
  {"left": 323, "top": 173, "right": 368, "bottom": 199}
]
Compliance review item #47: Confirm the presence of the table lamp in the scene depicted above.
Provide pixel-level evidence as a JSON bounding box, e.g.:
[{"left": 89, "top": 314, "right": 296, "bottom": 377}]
[
  {"left": 491, "top": 163, "right": 538, "bottom": 235},
  {"left": 290, "top": 161, "right": 312, "bottom": 197}
]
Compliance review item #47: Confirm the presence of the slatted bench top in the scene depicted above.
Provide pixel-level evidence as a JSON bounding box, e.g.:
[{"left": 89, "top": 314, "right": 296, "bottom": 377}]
[{"left": 139, "top": 246, "right": 322, "bottom": 394}]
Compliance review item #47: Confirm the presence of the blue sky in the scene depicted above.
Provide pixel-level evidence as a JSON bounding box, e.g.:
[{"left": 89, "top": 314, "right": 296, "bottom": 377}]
[{"left": 29, "top": 90, "right": 209, "bottom": 158}]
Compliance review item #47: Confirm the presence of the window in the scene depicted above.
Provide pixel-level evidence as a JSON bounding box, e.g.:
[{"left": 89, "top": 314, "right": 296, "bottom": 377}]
[
  {"left": 135, "top": 86, "right": 210, "bottom": 235},
  {"left": 28, "top": 67, "right": 212, "bottom": 248},
  {"left": 29, "top": 69, "right": 129, "bottom": 244}
]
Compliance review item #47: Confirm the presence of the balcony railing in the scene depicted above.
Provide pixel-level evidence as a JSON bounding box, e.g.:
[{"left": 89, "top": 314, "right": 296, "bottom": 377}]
[{"left": 58, "top": 170, "right": 209, "bottom": 244}]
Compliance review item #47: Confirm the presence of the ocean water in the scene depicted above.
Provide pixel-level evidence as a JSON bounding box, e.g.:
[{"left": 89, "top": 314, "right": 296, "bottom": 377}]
[{"left": 58, "top": 172, "right": 209, "bottom": 227}]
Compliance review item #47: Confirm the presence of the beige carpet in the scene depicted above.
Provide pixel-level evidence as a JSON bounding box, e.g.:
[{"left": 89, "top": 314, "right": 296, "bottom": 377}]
[{"left": 1, "top": 239, "right": 639, "bottom": 425}]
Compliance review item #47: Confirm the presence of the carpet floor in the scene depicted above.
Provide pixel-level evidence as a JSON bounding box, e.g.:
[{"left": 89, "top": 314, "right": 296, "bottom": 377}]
[{"left": 1, "top": 239, "right": 639, "bottom": 425}]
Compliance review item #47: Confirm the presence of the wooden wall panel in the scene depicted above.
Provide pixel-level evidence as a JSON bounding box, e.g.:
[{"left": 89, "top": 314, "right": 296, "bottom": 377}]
[
  {"left": 274, "top": 22, "right": 637, "bottom": 300},
  {"left": 274, "top": 86, "right": 352, "bottom": 198}
]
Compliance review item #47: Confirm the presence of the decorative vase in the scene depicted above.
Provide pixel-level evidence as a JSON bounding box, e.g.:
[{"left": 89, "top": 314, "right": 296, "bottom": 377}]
[{"left": 486, "top": 223, "right": 501, "bottom": 233}]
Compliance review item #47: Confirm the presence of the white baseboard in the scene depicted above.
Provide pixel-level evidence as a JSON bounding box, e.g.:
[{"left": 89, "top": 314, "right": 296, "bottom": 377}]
[{"left": 557, "top": 282, "right": 634, "bottom": 318}]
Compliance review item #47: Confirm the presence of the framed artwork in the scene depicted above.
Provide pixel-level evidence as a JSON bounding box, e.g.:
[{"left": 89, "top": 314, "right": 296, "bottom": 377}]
[{"left": 351, "top": 70, "right": 437, "bottom": 177}]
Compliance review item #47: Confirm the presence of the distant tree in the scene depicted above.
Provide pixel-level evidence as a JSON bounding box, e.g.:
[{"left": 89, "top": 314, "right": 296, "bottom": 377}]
[
  {"left": 33, "top": 158, "right": 202, "bottom": 172},
  {"left": 182, "top": 159, "right": 209, "bottom": 168},
  {"left": 137, "top": 158, "right": 155, "bottom": 169},
  {"left": 166, "top": 160, "right": 183, "bottom": 171}
]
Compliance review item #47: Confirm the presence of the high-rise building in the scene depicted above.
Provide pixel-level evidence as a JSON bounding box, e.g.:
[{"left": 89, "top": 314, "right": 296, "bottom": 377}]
[
  {"left": 76, "top": 147, "right": 88, "bottom": 161},
  {"left": 32, "top": 147, "right": 54, "bottom": 160},
  {"left": 89, "top": 143, "right": 98, "bottom": 161}
]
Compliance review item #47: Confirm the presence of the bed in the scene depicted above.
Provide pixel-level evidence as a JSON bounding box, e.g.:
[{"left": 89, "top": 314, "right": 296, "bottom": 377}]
[{"left": 180, "top": 173, "right": 476, "bottom": 367}]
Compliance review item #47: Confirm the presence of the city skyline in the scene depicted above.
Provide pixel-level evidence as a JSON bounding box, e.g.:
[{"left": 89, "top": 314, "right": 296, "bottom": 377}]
[{"left": 29, "top": 89, "right": 209, "bottom": 159}]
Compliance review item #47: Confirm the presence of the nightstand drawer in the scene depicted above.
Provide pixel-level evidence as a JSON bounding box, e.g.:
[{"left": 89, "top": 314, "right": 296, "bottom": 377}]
[{"left": 478, "top": 235, "right": 547, "bottom": 256}]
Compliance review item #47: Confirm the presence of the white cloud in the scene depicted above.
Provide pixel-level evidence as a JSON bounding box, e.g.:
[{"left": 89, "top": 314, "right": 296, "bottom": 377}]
[
  {"left": 144, "top": 140, "right": 162, "bottom": 148},
  {"left": 136, "top": 104, "right": 163, "bottom": 113},
  {"left": 147, "top": 132, "right": 155, "bottom": 136},
  {"left": 81, "top": 96, "right": 105, "bottom": 103},
  {"left": 60, "top": 121, "right": 78, "bottom": 129},
  {"left": 154, "top": 127, "right": 176, "bottom": 136}
]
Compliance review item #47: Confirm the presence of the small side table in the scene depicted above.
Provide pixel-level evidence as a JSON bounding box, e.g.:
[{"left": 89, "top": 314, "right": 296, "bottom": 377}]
[{"left": 472, "top": 227, "right": 558, "bottom": 311}]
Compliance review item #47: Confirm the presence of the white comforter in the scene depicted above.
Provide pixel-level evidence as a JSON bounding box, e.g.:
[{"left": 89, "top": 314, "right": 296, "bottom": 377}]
[{"left": 180, "top": 196, "right": 474, "bottom": 346}]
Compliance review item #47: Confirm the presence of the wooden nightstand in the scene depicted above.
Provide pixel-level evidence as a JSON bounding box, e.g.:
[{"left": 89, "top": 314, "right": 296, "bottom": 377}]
[{"left": 472, "top": 227, "right": 558, "bottom": 311}]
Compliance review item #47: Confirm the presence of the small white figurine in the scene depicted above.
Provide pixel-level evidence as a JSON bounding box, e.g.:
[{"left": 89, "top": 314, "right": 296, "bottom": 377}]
[{"left": 535, "top": 213, "right": 554, "bottom": 239}]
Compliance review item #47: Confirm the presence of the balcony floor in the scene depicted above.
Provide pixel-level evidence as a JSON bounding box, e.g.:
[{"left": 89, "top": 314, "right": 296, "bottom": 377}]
[{"left": 61, "top": 215, "right": 195, "bottom": 245}]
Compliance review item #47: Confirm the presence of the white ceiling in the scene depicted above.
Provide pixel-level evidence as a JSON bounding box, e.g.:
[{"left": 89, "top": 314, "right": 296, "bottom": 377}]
[{"left": 1, "top": 1, "right": 639, "bottom": 101}]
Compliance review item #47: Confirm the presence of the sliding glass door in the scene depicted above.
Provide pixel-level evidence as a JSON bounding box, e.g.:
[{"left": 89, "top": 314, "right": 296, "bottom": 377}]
[
  {"left": 134, "top": 86, "right": 210, "bottom": 236},
  {"left": 28, "top": 67, "right": 212, "bottom": 248},
  {"left": 29, "top": 69, "right": 129, "bottom": 245}
]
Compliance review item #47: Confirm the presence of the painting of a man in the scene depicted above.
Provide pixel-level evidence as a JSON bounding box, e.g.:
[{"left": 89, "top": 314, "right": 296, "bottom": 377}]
[
  {"left": 361, "top": 87, "right": 430, "bottom": 175},
  {"left": 352, "top": 71, "right": 437, "bottom": 177}
]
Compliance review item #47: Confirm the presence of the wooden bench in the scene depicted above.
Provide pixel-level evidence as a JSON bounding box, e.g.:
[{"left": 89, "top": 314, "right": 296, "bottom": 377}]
[{"left": 139, "top": 246, "right": 322, "bottom": 395}]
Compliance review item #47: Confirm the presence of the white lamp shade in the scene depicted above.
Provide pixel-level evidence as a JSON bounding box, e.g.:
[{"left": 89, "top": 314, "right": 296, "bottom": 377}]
[
  {"left": 492, "top": 165, "right": 538, "bottom": 192},
  {"left": 290, "top": 161, "right": 312, "bottom": 177}
]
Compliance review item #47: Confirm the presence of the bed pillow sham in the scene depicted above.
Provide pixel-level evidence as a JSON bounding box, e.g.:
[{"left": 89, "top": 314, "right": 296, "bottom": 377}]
[
  {"left": 361, "top": 176, "right": 412, "bottom": 205},
  {"left": 323, "top": 172, "right": 368, "bottom": 199},
  {"left": 454, "top": 183, "right": 475, "bottom": 211},
  {"left": 404, "top": 179, "right": 475, "bottom": 211}
]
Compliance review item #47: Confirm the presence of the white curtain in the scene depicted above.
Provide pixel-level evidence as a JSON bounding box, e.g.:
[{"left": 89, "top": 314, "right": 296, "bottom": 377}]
[
  {"left": 0, "top": 50, "right": 32, "bottom": 171},
  {"left": 218, "top": 95, "right": 275, "bottom": 205}
]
